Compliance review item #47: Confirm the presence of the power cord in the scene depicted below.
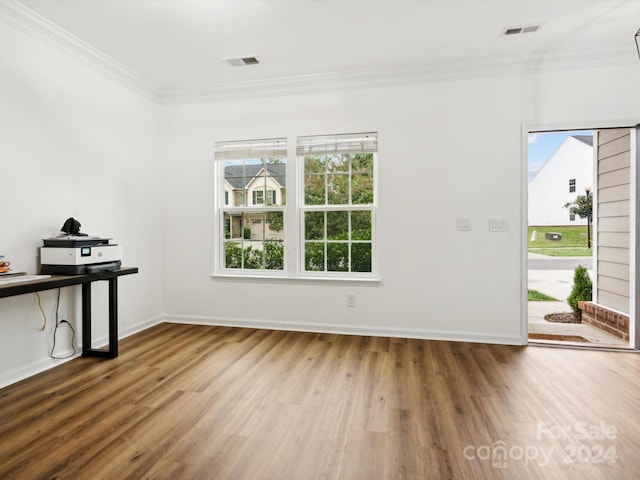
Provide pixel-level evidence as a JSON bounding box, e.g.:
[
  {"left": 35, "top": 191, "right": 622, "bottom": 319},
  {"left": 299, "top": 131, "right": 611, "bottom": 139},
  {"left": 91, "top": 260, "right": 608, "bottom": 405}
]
[
  {"left": 35, "top": 292, "right": 47, "bottom": 330},
  {"left": 49, "top": 288, "right": 78, "bottom": 359}
]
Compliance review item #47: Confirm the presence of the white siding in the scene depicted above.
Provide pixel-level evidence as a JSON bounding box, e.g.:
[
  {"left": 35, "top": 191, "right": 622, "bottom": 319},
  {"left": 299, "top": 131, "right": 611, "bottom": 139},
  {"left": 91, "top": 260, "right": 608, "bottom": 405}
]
[
  {"left": 528, "top": 136, "right": 593, "bottom": 226},
  {"left": 596, "top": 129, "right": 631, "bottom": 314}
]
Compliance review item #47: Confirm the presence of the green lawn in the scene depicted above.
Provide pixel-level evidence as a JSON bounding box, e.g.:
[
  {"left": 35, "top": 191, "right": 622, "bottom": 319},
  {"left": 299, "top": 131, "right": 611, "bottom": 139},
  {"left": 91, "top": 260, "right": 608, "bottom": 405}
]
[
  {"left": 528, "top": 289, "right": 558, "bottom": 301},
  {"left": 529, "top": 247, "right": 592, "bottom": 257},
  {"left": 528, "top": 226, "right": 592, "bottom": 257}
]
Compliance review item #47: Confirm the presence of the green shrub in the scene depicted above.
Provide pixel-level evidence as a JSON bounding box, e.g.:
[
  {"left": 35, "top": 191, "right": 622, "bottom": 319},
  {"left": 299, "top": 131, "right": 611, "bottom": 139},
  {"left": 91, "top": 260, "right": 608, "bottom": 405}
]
[
  {"left": 567, "top": 265, "right": 592, "bottom": 312},
  {"left": 225, "top": 240, "right": 285, "bottom": 270},
  {"left": 225, "top": 242, "right": 243, "bottom": 268},
  {"left": 243, "top": 247, "right": 263, "bottom": 269},
  {"left": 304, "top": 243, "right": 324, "bottom": 271},
  {"left": 243, "top": 227, "right": 251, "bottom": 240},
  {"left": 264, "top": 240, "right": 284, "bottom": 270}
]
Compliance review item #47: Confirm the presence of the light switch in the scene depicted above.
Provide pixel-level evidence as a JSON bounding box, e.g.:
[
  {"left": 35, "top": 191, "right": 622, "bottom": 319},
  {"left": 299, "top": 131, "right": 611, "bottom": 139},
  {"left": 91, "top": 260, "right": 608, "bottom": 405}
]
[
  {"left": 489, "top": 218, "right": 509, "bottom": 232},
  {"left": 457, "top": 218, "right": 471, "bottom": 231}
]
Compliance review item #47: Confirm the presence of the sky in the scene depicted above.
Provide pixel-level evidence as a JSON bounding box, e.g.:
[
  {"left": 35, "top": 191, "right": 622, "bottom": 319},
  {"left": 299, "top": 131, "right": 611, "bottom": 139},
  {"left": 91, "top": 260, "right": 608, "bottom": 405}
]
[{"left": 528, "top": 130, "right": 593, "bottom": 180}]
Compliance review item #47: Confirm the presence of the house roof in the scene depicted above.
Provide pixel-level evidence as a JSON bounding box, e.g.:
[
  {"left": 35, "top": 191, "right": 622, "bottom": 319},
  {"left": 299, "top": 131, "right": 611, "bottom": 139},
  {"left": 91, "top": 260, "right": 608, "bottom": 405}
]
[
  {"left": 528, "top": 133, "right": 593, "bottom": 183},
  {"left": 225, "top": 163, "right": 287, "bottom": 189},
  {"left": 571, "top": 135, "right": 593, "bottom": 147}
]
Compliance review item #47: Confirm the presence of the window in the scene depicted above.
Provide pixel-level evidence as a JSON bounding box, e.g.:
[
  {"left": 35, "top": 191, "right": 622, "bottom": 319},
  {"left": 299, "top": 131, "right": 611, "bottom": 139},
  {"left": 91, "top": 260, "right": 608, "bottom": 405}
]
[
  {"left": 215, "top": 138, "right": 286, "bottom": 271},
  {"left": 214, "top": 132, "right": 377, "bottom": 279},
  {"left": 569, "top": 178, "right": 576, "bottom": 193},
  {"left": 253, "top": 189, "right": 276, "bottom": 205},
  {"left": 298, "top": 133, "right": 376, "bottom": 274}
]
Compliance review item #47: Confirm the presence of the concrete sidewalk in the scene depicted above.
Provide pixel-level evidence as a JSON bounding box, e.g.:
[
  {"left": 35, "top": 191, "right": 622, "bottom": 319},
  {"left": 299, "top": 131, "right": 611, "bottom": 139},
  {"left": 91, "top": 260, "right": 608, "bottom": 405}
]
[
  {"left": 527, "top": 254, "right": 627, "bottom": 346},
  {"left": 528, "top": 301, "right": 627, "bottom": 346},
  {"left": 528, "top": 269, "right": 576, "bottom": 304}
]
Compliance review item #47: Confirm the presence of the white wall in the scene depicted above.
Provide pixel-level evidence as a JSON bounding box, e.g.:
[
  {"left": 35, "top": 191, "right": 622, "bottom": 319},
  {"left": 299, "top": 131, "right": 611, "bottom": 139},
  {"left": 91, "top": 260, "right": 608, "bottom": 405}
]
[
  {"left": 2, "top": 8, "right": 639, "bottom": 387},
  {"left": 159, "top": 77, "right": 522, "bottom": 344},
  {"left": 528, "top": 136, "right": 593, "bottom": 226},
  {"left": 159, "top": 63, "right": 640, "bottom": 345},
  {"left": 0, "top": 21, "right": 164, "bottom": 387}
]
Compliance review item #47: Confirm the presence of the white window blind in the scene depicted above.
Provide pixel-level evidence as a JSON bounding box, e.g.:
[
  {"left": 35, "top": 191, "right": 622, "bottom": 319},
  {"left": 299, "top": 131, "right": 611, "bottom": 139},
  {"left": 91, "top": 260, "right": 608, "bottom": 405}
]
[
  {"left": 296, "top": 133, "right": 377, "bottom": 156},
  {"left": 215, "top": 138, "right": 287, "bottom": 160}
]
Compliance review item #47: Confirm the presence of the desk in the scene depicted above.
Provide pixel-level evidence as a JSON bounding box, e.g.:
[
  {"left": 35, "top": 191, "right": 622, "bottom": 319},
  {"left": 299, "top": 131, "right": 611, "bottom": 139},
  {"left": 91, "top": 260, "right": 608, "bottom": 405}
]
[{"left": 0, "top": 267, "right": 138, "bottom": 358}]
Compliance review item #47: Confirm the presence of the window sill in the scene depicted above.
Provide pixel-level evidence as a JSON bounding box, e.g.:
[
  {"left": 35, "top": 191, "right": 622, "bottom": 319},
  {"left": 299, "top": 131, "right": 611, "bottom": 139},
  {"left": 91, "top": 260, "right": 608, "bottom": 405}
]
[{"left": 210, "top": 272, "right": 382, "bottom": 285}]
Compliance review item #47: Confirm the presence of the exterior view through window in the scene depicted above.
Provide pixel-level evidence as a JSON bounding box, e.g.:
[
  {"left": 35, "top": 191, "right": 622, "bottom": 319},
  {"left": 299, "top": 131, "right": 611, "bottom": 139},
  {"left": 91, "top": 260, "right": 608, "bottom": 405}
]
[
  {"left": 299, "top": 133, "right": 376, "bottom": 273},
  {"left": 218, "top": 138, "right": 287, "bottom": 271},
  {"left": 215, "top": 133, "right": 377, "bottom": 277}
]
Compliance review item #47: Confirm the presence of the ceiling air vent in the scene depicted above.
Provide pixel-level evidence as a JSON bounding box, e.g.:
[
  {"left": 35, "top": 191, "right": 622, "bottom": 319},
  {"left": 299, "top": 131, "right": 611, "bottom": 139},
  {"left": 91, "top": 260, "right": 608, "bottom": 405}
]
[
  {"left": 225, "top": 56, "right": 260, "bottom": 67},
  {"left": 503, "top": 25, "right": 540, "bottom": 36}
]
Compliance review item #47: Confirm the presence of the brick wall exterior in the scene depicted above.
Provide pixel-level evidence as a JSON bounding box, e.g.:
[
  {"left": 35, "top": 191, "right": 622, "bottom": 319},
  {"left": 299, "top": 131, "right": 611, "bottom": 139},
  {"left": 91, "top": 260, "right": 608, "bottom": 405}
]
[{"left": 578, "top": 301, "right": 629, "bottom": 341}]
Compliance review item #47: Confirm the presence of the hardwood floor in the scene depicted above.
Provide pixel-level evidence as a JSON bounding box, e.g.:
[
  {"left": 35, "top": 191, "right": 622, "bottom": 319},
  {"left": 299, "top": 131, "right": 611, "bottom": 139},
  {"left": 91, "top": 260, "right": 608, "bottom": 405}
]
[{"left": 1, "top": 323, "right": 638, "bottom": 479}]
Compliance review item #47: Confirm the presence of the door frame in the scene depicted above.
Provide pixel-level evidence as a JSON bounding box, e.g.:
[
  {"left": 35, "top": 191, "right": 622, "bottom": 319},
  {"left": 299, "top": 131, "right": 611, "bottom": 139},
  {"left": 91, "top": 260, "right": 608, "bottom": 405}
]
[{"left": 522, "top": 120, "right": 638, "bottom": 349}]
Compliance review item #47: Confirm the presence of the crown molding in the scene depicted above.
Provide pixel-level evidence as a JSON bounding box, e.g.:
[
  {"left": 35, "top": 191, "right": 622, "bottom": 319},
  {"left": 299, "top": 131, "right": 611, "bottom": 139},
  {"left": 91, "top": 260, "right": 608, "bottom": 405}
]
[
  {"left": 0, "top": 0, "right": 160, "bottom": 101},
  {"left": 160, "top": 44, "right": 636, "bottom": 104},
  {"left": 1, "top": 1, "right": 636, "bottom": 106}
]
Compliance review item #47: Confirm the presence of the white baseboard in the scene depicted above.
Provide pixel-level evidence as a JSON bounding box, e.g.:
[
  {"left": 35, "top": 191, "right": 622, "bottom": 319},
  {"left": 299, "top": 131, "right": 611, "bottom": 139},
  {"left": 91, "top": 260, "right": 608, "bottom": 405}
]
[
  {"left": 0, "top": 314, "right": 164, "bottom": 390},
  {"left": 163, "top": 314, "right": 524, "bottom": 346},
  {"left": 87, "top": 314, "right": 164, "bottom": 349},
  {"left": 0, "top": 354, "right": 82, "bottom": 391},
  {"left": 0, "top": 313, "right": 523, "bottom": 390}
]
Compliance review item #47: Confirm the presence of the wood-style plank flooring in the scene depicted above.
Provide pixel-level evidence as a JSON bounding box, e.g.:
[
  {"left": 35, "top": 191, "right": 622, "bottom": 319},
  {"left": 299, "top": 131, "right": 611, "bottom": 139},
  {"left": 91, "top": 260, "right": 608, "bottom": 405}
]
[{"left": 0, "top": 323, "right": 639, "bottom": 479}]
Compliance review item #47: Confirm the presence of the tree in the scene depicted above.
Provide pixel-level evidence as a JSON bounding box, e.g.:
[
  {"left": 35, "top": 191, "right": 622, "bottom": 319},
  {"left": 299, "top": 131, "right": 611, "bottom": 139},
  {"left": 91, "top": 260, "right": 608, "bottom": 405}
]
[
  {"left": 564, "top": 194, "right": 592, "bottom": 222},
  {"left": 300, "top": 153, "right": 373, "bottom": 273},
  {"left": 567, "top": 265, "right": 592, "bottom": 313},
  {"left": 266, "top": 211, "right": 283, "bottom": 234}
]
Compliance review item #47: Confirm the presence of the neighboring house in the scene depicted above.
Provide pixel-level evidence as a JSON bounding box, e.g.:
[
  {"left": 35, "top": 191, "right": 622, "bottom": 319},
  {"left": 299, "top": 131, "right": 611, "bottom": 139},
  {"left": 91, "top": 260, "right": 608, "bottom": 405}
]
[
  {"left": 528, "top": 135, "right": 593, "bottom": 226},
  {"left": 224, "top": 163, "right": 286, "bottom": 240}
]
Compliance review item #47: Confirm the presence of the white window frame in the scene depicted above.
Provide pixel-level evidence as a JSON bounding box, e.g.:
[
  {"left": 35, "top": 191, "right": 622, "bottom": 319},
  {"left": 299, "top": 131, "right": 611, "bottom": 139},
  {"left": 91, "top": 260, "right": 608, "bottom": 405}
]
[
  {"left": 214, "top": 138, "right": 287, "bottom": 274},
  {"left": 297, "top": 133, "right": 378, "bottom": 279},
  {"left": 213, "top": 133, "right": 379, "bottom": 282}
]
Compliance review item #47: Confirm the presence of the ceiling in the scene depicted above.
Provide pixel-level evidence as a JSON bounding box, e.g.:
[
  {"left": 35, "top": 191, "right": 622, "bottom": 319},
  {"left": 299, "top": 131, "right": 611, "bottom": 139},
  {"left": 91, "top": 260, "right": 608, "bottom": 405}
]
[{"left": 6, "top": 0, "right": 640, "bottom": 102}]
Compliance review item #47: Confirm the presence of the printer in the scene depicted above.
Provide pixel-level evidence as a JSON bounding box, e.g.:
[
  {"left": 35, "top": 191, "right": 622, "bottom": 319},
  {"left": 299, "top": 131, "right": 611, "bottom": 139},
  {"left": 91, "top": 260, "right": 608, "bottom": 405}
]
[
  {"left": 41, "top": 237, "right": 122, "bottom": 275},
  {"left": 40, "top": 218, "right": 122, "bottom": 275}
]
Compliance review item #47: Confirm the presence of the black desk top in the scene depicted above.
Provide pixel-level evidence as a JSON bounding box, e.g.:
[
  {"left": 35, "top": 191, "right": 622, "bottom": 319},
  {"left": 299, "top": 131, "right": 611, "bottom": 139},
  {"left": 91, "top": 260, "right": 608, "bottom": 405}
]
[{"left": 0, "top": 267, "right": 138, "bottom": 299}]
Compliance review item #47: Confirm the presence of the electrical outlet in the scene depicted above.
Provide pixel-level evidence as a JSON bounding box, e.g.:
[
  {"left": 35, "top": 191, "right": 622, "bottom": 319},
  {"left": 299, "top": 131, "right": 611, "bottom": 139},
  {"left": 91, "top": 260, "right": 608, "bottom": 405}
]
[
  {"left": 456, "top": 217, "right": 471, "bottom": 231},
  {"left": 489, "top": 218, "right": 509, "bottom": 232},
  {"left": 347, "top": 294, "right": 356, "bottom": 308}
]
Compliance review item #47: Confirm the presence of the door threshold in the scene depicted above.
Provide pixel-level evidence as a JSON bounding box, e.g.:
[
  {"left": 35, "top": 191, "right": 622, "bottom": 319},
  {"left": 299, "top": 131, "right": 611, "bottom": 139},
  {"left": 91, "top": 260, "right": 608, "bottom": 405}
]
[{"left": 528, "top": 339, "right": 637, "bottom": 352}]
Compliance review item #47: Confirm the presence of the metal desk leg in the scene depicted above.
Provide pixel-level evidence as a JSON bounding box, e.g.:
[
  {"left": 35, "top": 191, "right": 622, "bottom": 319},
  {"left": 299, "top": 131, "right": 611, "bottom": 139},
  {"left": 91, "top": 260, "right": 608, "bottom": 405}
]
[
  {"left": 82, "top": 282, "right": 92, "bottom": 356},
  {"left": 108, "top": 277, "right": 118, "bottom": 358},
  {"left": 82, "top": 278, "right": 119, "bottom": 359}
]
